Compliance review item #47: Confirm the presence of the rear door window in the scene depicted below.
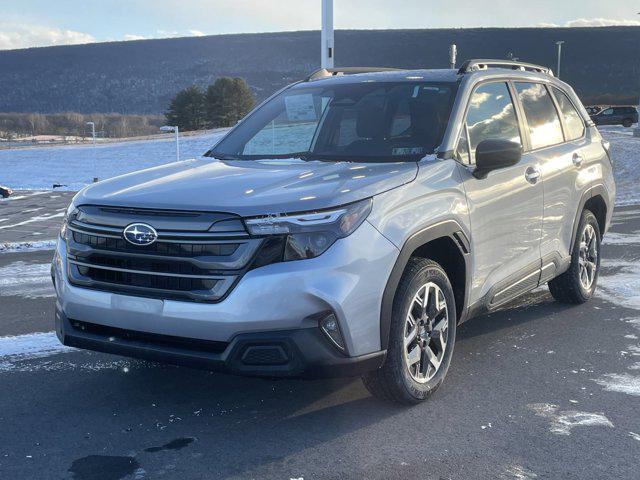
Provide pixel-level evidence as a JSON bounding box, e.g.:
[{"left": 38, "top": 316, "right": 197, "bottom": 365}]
[
  {"left": 514, "top": 83, "right": 564, "bottom": 150},
  {"left": 551, "top": 87, "right": 585, "bottom": 141},
  {"left": 465, "top": 82, "right": 522, "bottom": 164}
]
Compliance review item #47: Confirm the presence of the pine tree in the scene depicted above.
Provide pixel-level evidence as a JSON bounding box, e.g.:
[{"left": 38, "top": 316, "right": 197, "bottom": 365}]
[
  {"left": 205, "top": 77, "right": 255, "bottom": 128},
  {"left": 165, "top": 86, "right": 207, "bottom": 131}
]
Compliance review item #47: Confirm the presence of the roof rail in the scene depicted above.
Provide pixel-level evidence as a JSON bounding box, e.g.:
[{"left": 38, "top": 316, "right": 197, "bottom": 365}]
[
  {"left": 458, "top": 59, "right": 554, "bottom": 77},
  {"left": 305, "top": 67, "right": 403, "bottom": 82}
]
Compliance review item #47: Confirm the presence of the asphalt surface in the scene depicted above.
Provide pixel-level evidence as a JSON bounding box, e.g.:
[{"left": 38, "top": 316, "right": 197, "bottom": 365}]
[
  {"left": 0, "top": 190, "right": 75, "bottom": 244},
  {"left": 1, "top": 193, "right": 639, "bottom": 479}
]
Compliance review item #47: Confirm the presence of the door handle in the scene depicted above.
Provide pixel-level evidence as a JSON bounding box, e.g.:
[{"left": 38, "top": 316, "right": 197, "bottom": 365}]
[
  {"left": 572, "top": 153, "right": 584, "bottom": 167},
  {"left": 525, "top": 167, "right": 541, "bottom": 184}
]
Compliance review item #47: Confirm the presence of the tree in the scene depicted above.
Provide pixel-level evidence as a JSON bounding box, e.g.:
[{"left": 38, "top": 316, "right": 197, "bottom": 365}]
[
  {"left": 165, "top": 86, "right": 207, "bottom": 131},
  {"left": 205, "top": 77, "right": 255, "bottom": 128}
]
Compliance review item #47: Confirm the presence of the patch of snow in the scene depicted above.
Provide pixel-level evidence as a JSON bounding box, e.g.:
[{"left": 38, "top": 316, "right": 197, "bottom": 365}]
[
  {"left": 602, "top": 231, "right": 640, "bottom": 245},
  {"left": 500, "top": 464, "right": 538, "bottom": 479},
  {"left": 0, "top": 191, "right": 49, "bottom": 202},
  {"left": 597, "top": 260, "right": 640, "bottom": 310},
  {"left": 593, "top": 373, "right": 640, "bottom": 396},
  {"left": 0, "top": 130, "right": 228, "bottom": 191},
  {"left": 630, "top": 432, "right": 640, "bottom": 442},
  {"left": 0, "top": 212, "right": 64, "bottom": 231},
  {"left": 528, "top": 403, "right": 614, "bottom": 435},
  {"left": 0, "top": 239, "right": 57, "bottom": 253},
  {"left": 0, "top": 357, "right": 148, "bottom": 373},
  {"left": 613, "top": 209, "right": 640, "bottom": 218},
  {"left": 0, "top": 332, "right": 73, "bottom": 364},
  {"left": 0, "top": 261, "right": 55, "bottom": 298}
]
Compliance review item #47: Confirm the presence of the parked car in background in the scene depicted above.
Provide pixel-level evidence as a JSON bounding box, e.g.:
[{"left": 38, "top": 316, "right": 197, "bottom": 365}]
[
  {"left": 53, "top": 59, "right": 615, "bottom": 404},
  {"left": 0, "top": 185, "right": 13, "bottom": 198},
  {"left": 585, "top": 105, "right": 604, "bottom": 116},
  {"left": 590, "top": 105, "right": 638, "bottom": 127}
]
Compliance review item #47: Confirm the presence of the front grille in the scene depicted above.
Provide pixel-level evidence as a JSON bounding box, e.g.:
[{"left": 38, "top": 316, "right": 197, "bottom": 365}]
[
  {"left": 66, "top": 205, "right": 263, "bottom": 302},
  {"left": 72, "top": 231, "right": 238, "bottom": 257}
]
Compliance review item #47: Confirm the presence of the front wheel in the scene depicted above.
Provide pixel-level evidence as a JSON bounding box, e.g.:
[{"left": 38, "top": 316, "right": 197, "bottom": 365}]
[
  {"left": 548, "top": 209, "right": 601, "bottom": 304},
  {"left": 362, "top": 258, "right": 456, "bottom": 404}
]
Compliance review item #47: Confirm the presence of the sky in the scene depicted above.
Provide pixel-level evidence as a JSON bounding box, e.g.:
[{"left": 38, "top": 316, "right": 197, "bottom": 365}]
[{"left": 1, "top": 0, "right": 639, "bottom": 50}]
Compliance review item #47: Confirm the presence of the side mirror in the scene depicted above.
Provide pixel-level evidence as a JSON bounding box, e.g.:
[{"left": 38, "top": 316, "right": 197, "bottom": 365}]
[{"left": 474, "top": 139, "right": 522, "bottom": 179}]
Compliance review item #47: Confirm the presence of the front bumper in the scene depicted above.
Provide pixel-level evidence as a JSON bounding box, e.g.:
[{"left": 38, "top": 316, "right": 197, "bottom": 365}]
[
  {"left": 55, "top": 309, "right": 385, "bottom": 378},
  {"left": 52, "top": 220, "right": 398, "bottom": 376}
]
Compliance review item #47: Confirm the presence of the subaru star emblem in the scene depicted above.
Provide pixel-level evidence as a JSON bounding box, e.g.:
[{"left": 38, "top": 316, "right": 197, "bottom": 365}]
[{"left": 123, "top": 223, "right": 158, "bottom": 246}]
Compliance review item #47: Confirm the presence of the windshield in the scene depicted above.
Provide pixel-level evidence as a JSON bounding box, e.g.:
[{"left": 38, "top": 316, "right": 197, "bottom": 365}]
[{"left": 207, "top": 81, "right": 457, "bottom": 162}]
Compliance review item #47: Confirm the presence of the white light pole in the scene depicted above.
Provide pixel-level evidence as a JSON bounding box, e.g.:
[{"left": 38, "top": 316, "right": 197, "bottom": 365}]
[
  {"left": 321, "top": 0, "right": 334, "bottom": 69},
  {"left": 555, "top": 41, "right": 564, "bottom": 79},
  {"left": 636, "top": 13, "right": 640, "bottom": 137},
  {"left": 86, "top": 121, "right": 98, "bottom": 182},
  {"left": 160, "top": 125, "right": 180, "bottom": 162},
  {"left": 449, "top": 44, "right": 457, "bottom": 69}
]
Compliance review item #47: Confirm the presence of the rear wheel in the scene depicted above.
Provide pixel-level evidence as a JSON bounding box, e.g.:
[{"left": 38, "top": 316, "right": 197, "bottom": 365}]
[
  {"left": 362, "top": 258, "right": 456, "bottom": 404},
  {"left": 548, "top": 209, "right": 601, "bottom": 304},
  {"left": 622, "top": 118, "right": 633, "bottom": 128}
]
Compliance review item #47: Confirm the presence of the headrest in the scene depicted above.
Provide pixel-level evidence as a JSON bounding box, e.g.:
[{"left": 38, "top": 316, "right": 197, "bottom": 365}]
[{"left": 356, "top": 104, "right": 385, "bottom": 139}]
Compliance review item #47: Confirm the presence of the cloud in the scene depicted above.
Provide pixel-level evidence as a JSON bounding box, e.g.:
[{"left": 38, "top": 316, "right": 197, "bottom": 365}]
[
  {"left": 155, "top": 29, "right": 207, "bottom": 39},
  {"left": 537, "top": 18, "right": 640, "bottom": 28},
  {"left": 123, "top": 34, "right": 147, "bottom": 41},
  {"left": 565, "top": 18, "right": 640, "bottom": 28},
  {"left": 0, "top": 22, "right": 95, "bottom": 50}
]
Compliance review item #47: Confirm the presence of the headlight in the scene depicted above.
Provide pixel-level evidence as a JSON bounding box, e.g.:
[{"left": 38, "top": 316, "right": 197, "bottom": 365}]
[
  {"left": 60, "top": 205, "right": 78, "bottom": 241},
  {"left": 245, "top": 198, "right": 372, "bottom": 261}
]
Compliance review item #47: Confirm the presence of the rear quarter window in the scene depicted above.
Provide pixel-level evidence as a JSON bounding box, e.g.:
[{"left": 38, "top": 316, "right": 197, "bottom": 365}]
[
  {"left": 551, "top": 87, "right": 585, "bottom": 141},
  {"left": 514, "top": 82, "right": 564, "bottom": 150}
]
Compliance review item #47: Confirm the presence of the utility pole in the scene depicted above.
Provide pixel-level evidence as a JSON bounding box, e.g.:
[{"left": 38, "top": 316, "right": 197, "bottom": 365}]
[
  {"left": 555, "top": 41, "right": 564, "bottom": 79},
  {"left": 160, "top": 125, "right": 180, "bottom": 162},
  {"left": 321, "top": 0, "right": 334, "bottom": 69},
  {"left": 86, "top": 121, "right": 98, "bottom": 182},
  {"left": 635, "top": 13, "right": 640, "bottom": 137},
  {"left": 449, "top": 44, "right": 457, "bottom": 69}
]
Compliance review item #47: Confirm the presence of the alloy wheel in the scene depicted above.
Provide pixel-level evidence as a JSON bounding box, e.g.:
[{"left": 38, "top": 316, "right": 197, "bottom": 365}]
[
  {"left": 403, "top": 282, "right": 449, "bottom": 383},
  {"left": 578, "top": 223, "right": 598, "bottom": 290}
]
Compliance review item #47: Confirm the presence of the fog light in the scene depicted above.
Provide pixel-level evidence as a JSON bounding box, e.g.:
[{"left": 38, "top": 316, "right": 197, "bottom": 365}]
[{"left": 320, "top": 313, "right": 345, "bottom": 352}]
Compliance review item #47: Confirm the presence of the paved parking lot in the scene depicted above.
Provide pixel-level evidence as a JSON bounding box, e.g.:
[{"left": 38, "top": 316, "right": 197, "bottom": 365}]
[
  {"left": 0, "top": 193, "right": 638, "bottom": 479},
  {"left": 0, "top": 190, "right": 75, "bottom": 245}
]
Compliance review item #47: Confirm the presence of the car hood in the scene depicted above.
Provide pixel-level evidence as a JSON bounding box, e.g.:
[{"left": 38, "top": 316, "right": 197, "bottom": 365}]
[{"left": 74, "top": 157, "right": 418, "bottom": 216}]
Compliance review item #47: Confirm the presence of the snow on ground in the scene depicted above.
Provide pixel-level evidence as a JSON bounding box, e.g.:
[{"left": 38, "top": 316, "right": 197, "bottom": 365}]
[
  {"left": 0, "top": 239, "right": 57, "bottom": 253},
  {"left": 527, "top": 403, "right": 614, "bottom": 436},
  {"left": 601, "top": 126, "right": 640, "bottom": 206},
  {"left": 0, "top": 129, "right": 228, "bottom": 191},
  {"left": 0, "top": 332, "right": 73, "bottom": 363},
  {"left": 0, "top": 261, "right": 55, "bottom": 298},
  {"left": 0, "top": 126, "right": 638, "bottom": 205}
]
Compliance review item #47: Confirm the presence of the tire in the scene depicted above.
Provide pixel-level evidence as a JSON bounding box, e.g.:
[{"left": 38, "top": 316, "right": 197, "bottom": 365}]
[
  {"left": 548, "top": 209, "right": 601, "bottom": 304},
  {"left": 622, "top": 119, "right": 632, "bottom": 128},
  {"left": 362, "top": 258, "right": 457, "bottom": 404}
]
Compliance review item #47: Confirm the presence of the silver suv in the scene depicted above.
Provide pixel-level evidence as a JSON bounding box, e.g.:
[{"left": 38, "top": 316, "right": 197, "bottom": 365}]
[{"left": 52, "top": 59, "right": 615, "bottom": 404}]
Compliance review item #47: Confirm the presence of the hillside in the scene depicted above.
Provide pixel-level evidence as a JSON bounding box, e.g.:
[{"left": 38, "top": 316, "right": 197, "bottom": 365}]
[{"left": 0, "top": 27, "right": 638, "bottom": 114}]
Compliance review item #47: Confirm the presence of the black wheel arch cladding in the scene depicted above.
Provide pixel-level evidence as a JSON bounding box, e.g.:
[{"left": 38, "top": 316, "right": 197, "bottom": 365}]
[{"left": 379, "top": 219, "right": 471, "bottom": 350}]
